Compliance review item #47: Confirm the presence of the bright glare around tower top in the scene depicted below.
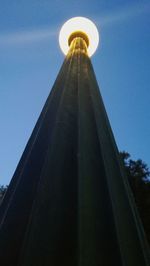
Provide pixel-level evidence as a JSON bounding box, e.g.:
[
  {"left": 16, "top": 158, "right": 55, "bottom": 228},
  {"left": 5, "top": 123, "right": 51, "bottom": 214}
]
[{"left": 59, "top": 17, "right": 99, "bottom": 57}]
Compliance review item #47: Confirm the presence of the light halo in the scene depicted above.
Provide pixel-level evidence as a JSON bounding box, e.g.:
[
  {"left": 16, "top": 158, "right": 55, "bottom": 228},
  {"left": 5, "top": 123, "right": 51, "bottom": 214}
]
[{"left": 59, "top": 17, "right": 99, "bottom": 57}]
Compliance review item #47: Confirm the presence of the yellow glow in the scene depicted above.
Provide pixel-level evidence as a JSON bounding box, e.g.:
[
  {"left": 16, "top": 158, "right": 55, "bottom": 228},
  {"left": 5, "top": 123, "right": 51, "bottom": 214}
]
[{"left": 59, "top": 17, "right": 99, "bottom": 57}]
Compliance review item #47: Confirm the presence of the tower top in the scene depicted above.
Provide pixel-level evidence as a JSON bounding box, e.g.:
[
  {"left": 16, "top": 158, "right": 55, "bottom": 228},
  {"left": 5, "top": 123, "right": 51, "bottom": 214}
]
[{"left": 59, "top": 17, "right": 99, "bottom": 57}]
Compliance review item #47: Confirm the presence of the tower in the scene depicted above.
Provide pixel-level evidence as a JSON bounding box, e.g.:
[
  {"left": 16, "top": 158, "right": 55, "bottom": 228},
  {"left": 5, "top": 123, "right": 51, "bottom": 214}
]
[{"left": 0, "top": 17, "right": 149, "bottom": 266}]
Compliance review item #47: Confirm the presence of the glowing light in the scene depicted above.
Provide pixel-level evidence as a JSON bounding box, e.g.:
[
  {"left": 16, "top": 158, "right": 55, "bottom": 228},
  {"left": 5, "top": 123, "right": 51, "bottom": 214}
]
[{"left": 59, "top": 17, "right": 99, "bottom": 57}]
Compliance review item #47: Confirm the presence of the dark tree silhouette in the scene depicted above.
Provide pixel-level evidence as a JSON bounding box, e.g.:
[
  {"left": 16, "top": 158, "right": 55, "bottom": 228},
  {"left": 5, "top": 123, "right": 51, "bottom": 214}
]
[
  {"left": 120, "top": 151, "right": 150, "bottom": 245},
  {"left": 0, "top": 185, "right": 8, "bottom": 204}
]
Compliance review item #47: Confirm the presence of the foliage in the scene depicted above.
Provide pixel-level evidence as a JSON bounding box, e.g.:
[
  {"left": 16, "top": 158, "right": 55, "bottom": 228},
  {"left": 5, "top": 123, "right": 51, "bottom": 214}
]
[
  {"left": 120, "top": 151, "right": 150, "bottom": 244},
  {"left": 120, "top": 151, "right": 150, "bottom": 182},
  {"left": 0, "top": 185, "right": 8, "bottom": 204}
]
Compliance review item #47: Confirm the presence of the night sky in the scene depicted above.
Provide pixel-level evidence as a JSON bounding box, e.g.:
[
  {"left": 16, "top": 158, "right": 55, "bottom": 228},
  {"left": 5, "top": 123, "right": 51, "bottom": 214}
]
[{"left": 0, "top": 0, "right": 150, "bottom": 185}]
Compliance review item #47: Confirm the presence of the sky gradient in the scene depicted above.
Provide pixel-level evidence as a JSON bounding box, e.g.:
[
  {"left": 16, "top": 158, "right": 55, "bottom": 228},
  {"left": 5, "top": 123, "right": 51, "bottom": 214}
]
[{"left": 0, "top": 0, "right": 150, "bottom": 185}]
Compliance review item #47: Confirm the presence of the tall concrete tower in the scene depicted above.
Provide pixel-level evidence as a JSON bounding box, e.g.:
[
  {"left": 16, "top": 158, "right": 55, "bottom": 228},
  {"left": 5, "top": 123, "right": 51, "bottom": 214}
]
[{"left": 0, "top": 17, "right": 149, "bottom": 266}]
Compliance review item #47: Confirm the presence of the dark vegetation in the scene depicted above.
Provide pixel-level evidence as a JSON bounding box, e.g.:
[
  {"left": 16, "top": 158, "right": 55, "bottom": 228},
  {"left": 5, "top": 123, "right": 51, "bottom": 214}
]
[
  {"left": 120, "top": 151, "right": 150, "bottom": 244},
  {"left": 0, "top": 151, "right": 150, "bottom": 244},
  {"left": 0, "top": 185, "right": 8, "bottom": 203}
]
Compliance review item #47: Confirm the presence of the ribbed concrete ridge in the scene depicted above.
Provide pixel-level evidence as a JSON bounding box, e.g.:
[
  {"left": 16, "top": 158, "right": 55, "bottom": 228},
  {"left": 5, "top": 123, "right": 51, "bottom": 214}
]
[{"left": 0, "top": 37, "right": 149, "bottom": 266}]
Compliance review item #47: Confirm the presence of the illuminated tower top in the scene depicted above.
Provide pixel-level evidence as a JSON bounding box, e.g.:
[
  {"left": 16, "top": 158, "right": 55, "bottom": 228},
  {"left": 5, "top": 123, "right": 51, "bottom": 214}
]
[{"left": 59, "top": 17, "right": 99, "bottom": 56}]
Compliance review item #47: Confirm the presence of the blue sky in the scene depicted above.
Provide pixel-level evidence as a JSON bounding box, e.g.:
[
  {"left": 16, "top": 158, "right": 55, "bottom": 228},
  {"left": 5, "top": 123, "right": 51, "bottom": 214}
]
[{"left": 0, "top": 0, "right": 150, "bottom": 185}]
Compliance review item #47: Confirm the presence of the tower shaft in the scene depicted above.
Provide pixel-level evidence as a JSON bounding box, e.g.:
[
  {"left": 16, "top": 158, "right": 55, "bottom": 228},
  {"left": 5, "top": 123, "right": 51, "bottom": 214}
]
[{"left": 0, "top": 37, "right": 149, "bottom": 266}]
